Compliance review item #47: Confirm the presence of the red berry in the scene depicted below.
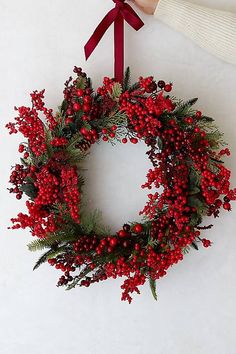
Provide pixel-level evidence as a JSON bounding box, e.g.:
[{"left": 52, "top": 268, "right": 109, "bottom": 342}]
[
  {"left": 100, "top": 239, "right": 107, "bottom": 246},
  {"left": 48, "top": 259, "right": 56, "bottom": 266},
  {"left": 76, "top": 89, "right": 84, "bottom": 97},
  {"left": 102, "top": 128, "right": 108, "bottom": 134},
  {"left": 102, "top": 136, "right": 108, "bottom": 142},
  {"left": 80, "top": 127, "right": 88, "bottom": 135},
  {"left": 185, "top": 117, "right": 193, "bottom": 124},
  {"left": 65, "top": 117, "right": 73, "bottom": 124},
  {"left": 83, "top": 104, "right": 90, "bottom": 112},
  {"left": 110, "top": 238, "right": 118, "bottom": 247},
  {"left": 133, "top": 223, "right": 143, "bottom": 234},
  {"left": 215, "top": 199, "right": 222, "bottom": 208},
  {"left": 118, "top": 230, "right": 127, "bottom": 238},
  {"left": 122, "top": 138, "right": 128, "bottom": 144},
  {"left": 169, "top": 119, "right": 176, "bottom": 126},
  {"left": 130, "top": 137, "right": 138, "bottom": 144},
  {"left": 109, "top": 132, "right": 115, "bottom": 138},
  {"left": 223, "top": 202, "right": 231, "bottom": 211},
  {"left": 202, "top": 239, "right": 211, "bottom": 248},
  {"left": 73, "top": 102, "right": 81, "bottom": 112},
  {"left": 196, "top": 111, "right": 202, "bottom": 118},
  {"left": 66, "top": 108, "right": 73, "bottom": 116},
  {"left": 18, "top": 144, "right": 24, "bottom": 153},
  {"left": 164, "top": 84, "right": 172, "bottom": 92},
  {"left": 134, "top": 243, "right": 140, "bottom": 251}
]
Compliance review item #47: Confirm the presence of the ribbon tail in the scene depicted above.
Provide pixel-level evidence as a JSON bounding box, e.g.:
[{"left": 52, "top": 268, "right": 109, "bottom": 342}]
[{"left": 84, "top": 8, "right": 118, "bottom": 60}]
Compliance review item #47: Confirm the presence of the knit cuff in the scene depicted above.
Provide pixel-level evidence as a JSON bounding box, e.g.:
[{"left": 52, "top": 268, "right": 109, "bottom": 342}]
[{"left": 154, "top": 0, "right": 236, "bottom": 65}]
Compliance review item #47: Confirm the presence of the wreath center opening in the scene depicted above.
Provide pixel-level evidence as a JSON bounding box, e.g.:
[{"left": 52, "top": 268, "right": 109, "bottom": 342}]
[{"left": 82, "top": 140, "right": 153, "bottom": 232}]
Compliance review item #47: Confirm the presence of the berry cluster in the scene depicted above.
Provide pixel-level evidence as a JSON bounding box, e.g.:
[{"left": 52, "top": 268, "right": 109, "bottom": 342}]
[
  {"left": 9, "top": 164, "right": 29, "bottom": 200},
  {"left": 6, "top": 106, "right": 47, "bottom": 157}
]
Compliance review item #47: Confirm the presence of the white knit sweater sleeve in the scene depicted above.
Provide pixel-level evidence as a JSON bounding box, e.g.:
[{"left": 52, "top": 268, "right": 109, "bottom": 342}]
[{"left": 154, "top": 0, "right": 236, "bottom": 65}]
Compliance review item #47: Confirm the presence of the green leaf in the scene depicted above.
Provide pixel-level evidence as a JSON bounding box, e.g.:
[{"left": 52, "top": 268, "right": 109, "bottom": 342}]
[
  {"left": 129, "top": 82, "right": 140, "bottom": 92},
  {"left": 188, "top": 196, "right": 202, "bottom": 208},
  {"left": 191, "top": 242, "right": 199, "bottom": 251},
  {"left": 33, "top": 250, "right": 52, "bottom": 270},
  {"left": 188, "top": 196, "right": 207, "bottom": 214},
  {"left": 33, "top": 245, "right": 68, "bottom": 270},
  {"left": 122, "top": 67, "right": 131, "bottom": 91},
  {"left": 189, "top": 167, "right": 201, "bottom": 187},
  {"left": 60, "top": 99, "right": 68, "bottom": 114},
  {"left": 20, "top": 158, "right": 29, "bottom": 166},
  {"left": 149, "top": 278, "right": 158, "bottom": 301},
  {"left": 80, "top": 209, "right": 110, "bottom": 236},
  {"left": 112, "top": 82, "right": 123, "bottom": 100},
  {"left": 182, "top": 246, "right": 190, "bottom": 255},
  {"left": 172, "top": 98, "right": 198, "bottom": 118},
  {"left": 187, "top": 97, "right": 198, "bottom": 106},
  {"left": 76, "top": 76, "right": 87, "bottom": 89},
  {"left": 27, "top": 221, "right": 82, "bottom": 252},
  {"left": 157, "top": 137, "right": 163, "bottom": 151},
  {"left": 66, "top": 131, "right": 83, "bottom": 150},
  {"left": 20, "top": 182, "right": 38, "bottom": 200},
  {"left": 201, "top": 115, "right": 214, "bottom": 122},
  {"left": 189, "top": 213, "right": 202, "bottom": 227},
  {"left": 27, "top": 233, "right": 78, "bottom": 252},
  {"left": 176, "top": 97, "right": 198, "bottom": 110},
  {"left": 188, "top": 187, "right": 200, "bottom": 195},
  {"left": 210, "top": 157, "right": 224, "bottom": 164}
]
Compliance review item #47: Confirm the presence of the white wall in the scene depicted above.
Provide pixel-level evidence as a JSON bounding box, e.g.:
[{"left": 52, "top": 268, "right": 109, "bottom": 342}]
[{"left": 0, "top": 1, "right": 236, "bottom": 353}]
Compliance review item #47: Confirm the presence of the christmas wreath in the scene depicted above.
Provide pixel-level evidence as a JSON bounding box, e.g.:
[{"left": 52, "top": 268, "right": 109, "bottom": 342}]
[{"left": 7, "top": 67, "right": 236, "bottom": 303}]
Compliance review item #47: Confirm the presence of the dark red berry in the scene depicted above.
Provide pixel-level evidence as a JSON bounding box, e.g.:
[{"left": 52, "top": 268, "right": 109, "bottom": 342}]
[
  {"left": 123, "top": 224, "right": 131, "bottom": 232},
  {"left": 158, "top": 80, "right": 165, "bottom": 89}
]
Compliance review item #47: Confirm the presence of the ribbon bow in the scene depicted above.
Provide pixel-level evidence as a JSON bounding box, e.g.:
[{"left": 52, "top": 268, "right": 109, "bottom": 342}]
[{"left": 84, "top": 0, "right": 144, "bottom": 82}]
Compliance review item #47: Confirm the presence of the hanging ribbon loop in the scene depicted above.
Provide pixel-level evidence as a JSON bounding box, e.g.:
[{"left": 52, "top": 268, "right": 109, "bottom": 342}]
[{"left": 84, "top": 0, "right": 144, "bottom": 82}]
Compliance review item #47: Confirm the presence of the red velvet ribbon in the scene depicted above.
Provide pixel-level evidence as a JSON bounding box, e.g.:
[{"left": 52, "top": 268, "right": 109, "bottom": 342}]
[{"left": 84, "top": 0, "right": 144, "bottom": 82}]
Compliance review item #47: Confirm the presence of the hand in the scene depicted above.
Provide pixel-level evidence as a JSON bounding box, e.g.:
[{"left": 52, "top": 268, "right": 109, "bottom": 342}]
[{"left": 130, "top": 0, "right": 159, "bottom": 15}]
